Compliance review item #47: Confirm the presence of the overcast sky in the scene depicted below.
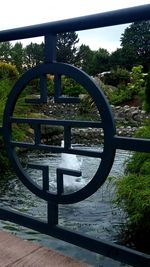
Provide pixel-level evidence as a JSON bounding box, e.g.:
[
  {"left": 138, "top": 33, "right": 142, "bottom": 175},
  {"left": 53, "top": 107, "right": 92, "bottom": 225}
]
[{"left": 1, "top": 0, "right": 150, "bottom": 52}]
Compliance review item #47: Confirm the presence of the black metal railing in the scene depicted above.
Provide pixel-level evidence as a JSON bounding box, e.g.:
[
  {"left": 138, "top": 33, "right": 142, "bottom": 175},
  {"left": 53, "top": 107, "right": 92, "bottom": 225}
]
[{"left": 0, "top": 4, "right": 150, "bottom": 267}]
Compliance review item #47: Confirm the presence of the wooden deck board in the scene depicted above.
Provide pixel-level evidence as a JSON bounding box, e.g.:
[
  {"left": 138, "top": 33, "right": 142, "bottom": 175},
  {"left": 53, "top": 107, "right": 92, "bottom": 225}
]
[{"left": 0, "top": 230, "right": 91, "bottom": 267}]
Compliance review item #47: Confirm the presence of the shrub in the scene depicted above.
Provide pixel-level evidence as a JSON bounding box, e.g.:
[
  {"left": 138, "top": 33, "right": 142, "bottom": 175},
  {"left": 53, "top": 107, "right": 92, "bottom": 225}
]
[
  {"left": 0, "top": 78, "right": 14, "bottom": 123},
  {"left": 0, "top": 61, "right": 19, "bottom": 80},
  {"left": 102, "top": 68, "right": 130, "bottom": 87},
  {"left": 144, "top": 69, "right": 150, "bottom": 112},
  {"left": 0, "top": 67, "right": 28, "bottom": 173},
  {"left": 61, "top": 76, "right": 85, "bottom": 96},
  {"left": 100, "top": 65, "right": 147, "bottom": 106},
  {"left": 115, "top": 121, "right": 150, "bottom": 252},
  {"left": 109, "top": 84, "right": 133, "bottom": 105},
  {"left": 0, "top": 136, "right": 11, "bottom": 173},
  {"left": 127, "top": 65, "right": 145, "bottom": 96}
]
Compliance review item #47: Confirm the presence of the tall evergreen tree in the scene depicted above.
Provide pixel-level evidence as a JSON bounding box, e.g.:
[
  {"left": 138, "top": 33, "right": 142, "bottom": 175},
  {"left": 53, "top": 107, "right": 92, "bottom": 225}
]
[{"left": 56, "top": 32, "right": 79, "bottom": 64}]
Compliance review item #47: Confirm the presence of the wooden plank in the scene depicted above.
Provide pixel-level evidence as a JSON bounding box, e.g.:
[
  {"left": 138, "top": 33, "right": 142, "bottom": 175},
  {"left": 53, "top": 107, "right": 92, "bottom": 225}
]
[{"left": 0, "top": 230, "right": 91, "bottom": 267}]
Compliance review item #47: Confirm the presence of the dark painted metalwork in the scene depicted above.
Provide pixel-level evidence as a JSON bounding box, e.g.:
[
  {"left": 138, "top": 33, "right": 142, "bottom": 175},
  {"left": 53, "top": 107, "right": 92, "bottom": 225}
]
[{"left": 0, "top": 4, "right": 150, "bottom": 267}]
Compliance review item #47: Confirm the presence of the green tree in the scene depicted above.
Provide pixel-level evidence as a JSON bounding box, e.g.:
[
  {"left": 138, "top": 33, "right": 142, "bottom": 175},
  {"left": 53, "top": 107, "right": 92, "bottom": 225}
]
[
  {"left": 0, "top": 41, "right": 12, "bottom": 63},
  {"left": 11, "top": 42, "right": 24, "bottom": 73},
  {"left": 56, "top": 32, "right": 79, "bottom": 64},
  {"left": 76, "top": 44, "right": 95, "bottom": 74},
  {"left": 24, "top": 42, "right": 44, "bottom": 69},
  {"left": 110, "top": 49, "right": 123, "bottom": 69},
  {"left": 92, "top": 48, "right": 110, "bottom": 75},
  {"left": 121, "top": 21, "right": 150, "bottom": 71}
]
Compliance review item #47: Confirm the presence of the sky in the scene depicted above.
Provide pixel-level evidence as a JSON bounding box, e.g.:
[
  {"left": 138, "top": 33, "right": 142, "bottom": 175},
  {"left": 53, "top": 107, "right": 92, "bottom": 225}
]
[{"left": 1, "top": 0, "right": 150, "bottom": 52}]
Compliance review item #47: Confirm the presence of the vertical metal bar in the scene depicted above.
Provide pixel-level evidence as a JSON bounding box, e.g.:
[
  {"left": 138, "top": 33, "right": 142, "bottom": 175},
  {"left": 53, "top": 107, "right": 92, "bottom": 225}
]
[
  {"left": 44, "top": 34, "right": 56, "bottom": 63},
  {"left": 56, "top": 168, "right": 64, "bottom": 196},
  {"left": 47, "top": 202, "right": 58, "bottom": 226},
  {"left": 34, "top": 124, "right": 41, "bottom": 145},
  {"left": 42, "top": 166, "right": 49, "bottom": 192},
  {"left": 64, "top": 126, "right": 71, "bottom": 149}
]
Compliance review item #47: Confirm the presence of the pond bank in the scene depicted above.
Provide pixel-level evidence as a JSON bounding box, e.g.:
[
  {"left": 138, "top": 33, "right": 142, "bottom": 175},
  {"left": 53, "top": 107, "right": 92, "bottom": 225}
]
[{"left": 36, "top": 100, "right": 150, "bottom": 145}]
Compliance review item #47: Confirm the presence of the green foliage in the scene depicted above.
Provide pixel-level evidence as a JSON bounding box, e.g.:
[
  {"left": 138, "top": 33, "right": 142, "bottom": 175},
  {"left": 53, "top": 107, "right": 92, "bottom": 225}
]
[
  {"left": 98, "top": 79, "right": 130, "bottom": 105},
  {"left": 116, "top": 174, "right": 150, "bottom": 225},
  {"left": 115, "top": 122, "right": 150, "bottom": 251},
  {"left": 144, "top": 69, "right": 150, "bottom": 112},
  {"left": 127, "top": 65, "right": 145, "bottom": 95},
  {"left": 56, "top": 32, "right": 79, "bottom": 64},
  {"left": 46, "top": 75, "right": 54, "bottom": 95},
  {"left": 0, "top": 76, "right": 17, "bottom": 172},
  {"left": 102, "top": 68, "right": 130, "bottom": 87},
  {"left": 77, "top": 44, "right": 95, "bottom": 75},
  {"left": 79, "top": 94, "right": 94, "bottom": 114},
  {"left": 109, "top": 48, "right": 127, "bottom": 69},
  {"left": 0, "top": 42, "right": 12, "bottom": 63},
  {"left": 0, "top": 62, "right": 19, "bottom": 80},
  {"left": 61, "top": 76, "right": 85, "bottom": 96},
  {"left": 11, "top": 42, "right": 24, "bottom": 73},
  {"left": 0, "top": 136, "right": 11, "bottom": 173},
  {"left": 0, "top": 64, "right": 31, "bottom": 173},
  {"left": 108, "top": 86, "right": 133, "bottom": 105},
  {"left": 92, "top": 48, "right": 110, "bottom": 75},
  {"left": 101, "top": 66, "right": 146, "bottom": 106},
  {"left": 0, "top": 78, "right": 16, "bottom": 124},
  {"left": 126, "top": 121, "right": 150, "bottom": 175},
  {"left": 24, "top": 42, "right": 44, "bottom": 69},
  {"left": 121, "top": 21, "right": 150, "bottom": 71}
]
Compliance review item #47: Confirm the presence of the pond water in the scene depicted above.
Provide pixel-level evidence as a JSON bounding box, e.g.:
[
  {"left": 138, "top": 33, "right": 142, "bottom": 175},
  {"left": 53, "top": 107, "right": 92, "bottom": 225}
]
[{"left": 0, "top": 146, "right": 131, "bottom": 266}]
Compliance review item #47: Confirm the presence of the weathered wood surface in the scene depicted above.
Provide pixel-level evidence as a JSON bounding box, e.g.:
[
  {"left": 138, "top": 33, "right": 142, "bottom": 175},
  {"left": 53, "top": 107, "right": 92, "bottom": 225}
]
[{"left": 0, "top": 230, "right": 91, "bottom": 267}]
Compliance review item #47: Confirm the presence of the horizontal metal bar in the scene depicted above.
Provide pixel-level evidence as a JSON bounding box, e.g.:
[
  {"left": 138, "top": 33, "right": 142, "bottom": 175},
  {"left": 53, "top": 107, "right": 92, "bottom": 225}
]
[
  {"left": 0, "top": 4, "right": 150, "bottom": 42},
  {"left": 11, "top": 117, "right": 103, "bottom": 128},
  {"left": 57, "top": 168, "right": 82, "bottom": 177},
  {"left": 114, "top": 136, "right": 150, "bottom": 153},
  {"left": 53, "top": 226, "right": 150, "bottom": 267},
  {"left": 28, "top": 163, "right": 49, "bottom": 171},
  {"left": 11, "top": 141, "right": 102, "bottom": 158},
  {"left": 0, "top": 207, "right": 149, "bottom": 267}
]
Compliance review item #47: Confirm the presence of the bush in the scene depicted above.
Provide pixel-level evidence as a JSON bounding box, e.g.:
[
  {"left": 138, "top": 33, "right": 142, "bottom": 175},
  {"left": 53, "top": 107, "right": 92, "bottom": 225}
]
[
  {"left": 102, "top": 68, "right": 130, "bottom": 87},
  {"left": 0, "top": 61, "right": 19, "bottom": 80},
  {"left": 144, "top": 69, "right": 150, "bottom": 112},
  {"left": 0, "top": 78, "right": 14, "bottom": 123},
  {"left": 127, "top": 65, "right": 145, "bottom": 96},
  {"left": 0, "top": 136, "right": 11, "bottom": 173},
  {"left": 97, "top": 79, "right": 131, "bottom": 106},
  {"left": 61, "top": 76, "right": 85, "bottom": 97},
  {"left": 0, "top": 67, "right": 29, "bottom": 174},
  {"left": 109, "top": 84, "right": 133, "bottom": 105},
  {"left": 115, "top": 121, "right": 150, "bottom": 252},
  {"left": 101, "top": 66, "right": 147, "bottom": 106}
]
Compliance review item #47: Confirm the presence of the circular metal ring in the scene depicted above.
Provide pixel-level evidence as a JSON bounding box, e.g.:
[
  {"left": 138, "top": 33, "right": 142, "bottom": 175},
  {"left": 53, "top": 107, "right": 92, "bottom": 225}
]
[{"left": 3, "top": 63, "right": 116, "bottom": 204}]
